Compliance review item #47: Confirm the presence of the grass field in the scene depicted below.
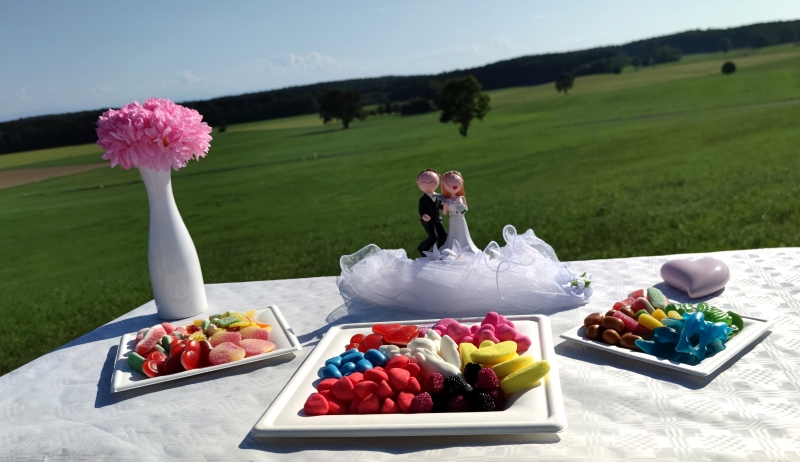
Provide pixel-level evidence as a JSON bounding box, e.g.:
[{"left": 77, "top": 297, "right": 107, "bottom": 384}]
[{"left": 2, "top": 45, "right": 800, "bottom": 375}]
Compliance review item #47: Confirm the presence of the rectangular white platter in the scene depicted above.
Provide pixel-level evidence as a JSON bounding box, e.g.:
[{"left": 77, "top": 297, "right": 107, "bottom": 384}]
[
  {"left": 251, "top": 314, "right": 567, "bottom": 438},
  {"left": 560, "top": 313, "right": 772, "bottom": 377},
  {"left": 111, "top": 305, "right": 302, "bottom": 393}
]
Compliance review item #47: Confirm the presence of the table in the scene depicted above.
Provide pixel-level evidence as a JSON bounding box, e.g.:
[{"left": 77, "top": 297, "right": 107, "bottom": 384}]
[{"left": 2, "top": 248, "right": 799, "bottom": 461}]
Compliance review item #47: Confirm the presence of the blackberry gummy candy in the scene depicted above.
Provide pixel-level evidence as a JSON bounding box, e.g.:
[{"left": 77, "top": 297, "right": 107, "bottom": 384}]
[
  {"left": 463, "top": 363, "right": 481, "bottom": 385},
  {"left": 487, "top": 388, "right": 506, "bottom": 410},
  {"left": 443, "top": 375, "right": 469, "bottom": 396},
  {"left": 431, "top": 393, "right": 449, "bottom": 413},
  {"left": 469, "top": 392, "right": 496, "bottom": 412}
]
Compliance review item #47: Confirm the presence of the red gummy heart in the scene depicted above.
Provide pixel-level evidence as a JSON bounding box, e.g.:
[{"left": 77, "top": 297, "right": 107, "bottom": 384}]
[
  {"left": 364, "top": 334, "right": 384, "bottom": 349},
  {"left": 181, "top": 350, "right": 199, "bottom": 370},
  {"left": 384, "top": 326, "right": 419, "bottom": 345},
  {"left": 184, "top": 340, "right": 200, "bottom": 355},
  {"left": 169, "top": 343, "right": 186, "bottom": 358},
  {"left": 372, "top": 323, "right": 402, "bottom": 336}
]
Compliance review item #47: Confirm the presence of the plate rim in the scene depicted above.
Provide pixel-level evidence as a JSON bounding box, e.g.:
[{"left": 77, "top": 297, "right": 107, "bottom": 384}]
[
  {"left": 558, "top": 314, "right": 772, "bottom": 376},
  {"left": 250, "top": 314, "right": 568, "bottom": 437},
  {"left": 110, "top": 304, "right": 302, "bottom": 393}
]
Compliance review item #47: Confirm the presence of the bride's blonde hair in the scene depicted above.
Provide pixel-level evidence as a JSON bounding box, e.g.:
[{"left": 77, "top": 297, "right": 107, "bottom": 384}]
[{"left": 441, "top": 171, "right": 465, "bottom": 198}]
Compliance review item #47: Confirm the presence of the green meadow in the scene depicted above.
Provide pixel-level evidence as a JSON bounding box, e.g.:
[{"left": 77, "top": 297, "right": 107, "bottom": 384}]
[{"left": 2, "top": 45, "right": 800, "bottom": 374}]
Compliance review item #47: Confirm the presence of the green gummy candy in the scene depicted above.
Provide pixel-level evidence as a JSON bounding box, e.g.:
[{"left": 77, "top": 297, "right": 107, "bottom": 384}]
[
  {"left": 634, "top": 309, "right": 648, "bottom": 318},
  {"left": 697, "top": 303, "right": 731, "bottom": 324},
  {"left": 728, "top": 311, "right": 744, "bottom": 331},
  {"left": 209, "top": 314, "right": 222, "bottom": 320},
  {"left": 726, "top": 324, "right": 740, "bottom": 340},
  {"left": 664, "top": 303, "right": 678, "bottom": 313},
  {"left": 202, "top": 319, "right": 210, "bottom": 331},
  {"left": 212, "top": 316, "right": 240, "bottom": 328},
  {"left": 127, "top": 352, "right": 146, "bottom": 375},
  {"left": 155, "top": 344, "right": 166, "bottom": 355},
  {"left": 160, "top": 336, "right": 171, "bottom": 354}
]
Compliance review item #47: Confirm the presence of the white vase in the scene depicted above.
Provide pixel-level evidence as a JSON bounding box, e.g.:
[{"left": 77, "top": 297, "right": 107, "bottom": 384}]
[{"left": 139, "top": 166, "right": 208, "bottom": 320}]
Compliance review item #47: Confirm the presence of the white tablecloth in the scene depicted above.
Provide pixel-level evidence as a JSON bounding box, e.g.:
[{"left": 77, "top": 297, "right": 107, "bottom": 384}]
[{"left": 2, "top": 248, "right": 799, "bottom": 461}]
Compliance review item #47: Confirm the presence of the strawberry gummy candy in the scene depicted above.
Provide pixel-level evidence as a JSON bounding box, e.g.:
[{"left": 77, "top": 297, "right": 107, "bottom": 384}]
[
  {"left": 304, "top": 393, "right": 329, "bottom": 416},
  {"left": 208, "top": 342, "right": 246, "bottom": 365},
  {"left": 239, "top": 339, "right": 276, "bottom": 357},
  {"left": 209, "top": 331, "right": 242, "bottom": 347}
]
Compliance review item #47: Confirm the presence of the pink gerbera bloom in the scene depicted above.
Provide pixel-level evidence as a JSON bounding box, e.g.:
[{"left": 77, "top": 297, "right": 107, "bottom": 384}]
[{"left": 96, "top": 98, "right": 212, "bottom": 171}]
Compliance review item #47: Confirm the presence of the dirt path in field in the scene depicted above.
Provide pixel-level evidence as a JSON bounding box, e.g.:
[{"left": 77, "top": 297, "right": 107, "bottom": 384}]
[{"left": 0, "top": 163, "right": 107, "bottom": 189}]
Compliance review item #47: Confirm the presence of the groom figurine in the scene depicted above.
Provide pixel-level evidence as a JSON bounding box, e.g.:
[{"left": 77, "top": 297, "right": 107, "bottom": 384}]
[{"left": 416, "top": 169, "right": 447, "bottom": 257}]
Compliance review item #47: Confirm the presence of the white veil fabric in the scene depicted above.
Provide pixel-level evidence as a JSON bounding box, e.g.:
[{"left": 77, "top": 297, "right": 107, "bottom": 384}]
[{"left": 338, "top": 225, "right": 593, "bottom": 316}]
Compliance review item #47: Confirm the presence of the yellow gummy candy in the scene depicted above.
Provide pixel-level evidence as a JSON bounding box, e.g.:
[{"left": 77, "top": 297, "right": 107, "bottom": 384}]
[
  {"left": 651, "top": 309, "right": 667, "bottom": 321},
  {"left": 189, "top": 331, "right": 207, "bottom": 342},
  {"left": 471, "top": 341, "right": 517, "bottom": 365},
  {"left": 500, "top": 360, "right": 550, "bottom": 394},
  {"left": 638, "top": 313, "right": 664, "bottom": 331},
  {"left": 667, "top": 310, "right": 683, "bottom": 320},
  {"left": 245, "top": 310, "right": 255, "bottom": 317},
  {"left": 492, "top": 355, "right": 535, "bottom": 378},
  {"left": 479, "top": 340, "right": 495, "bottom": 349},
  {"left": 193, "top": 320, "right": 205, "bottom": 327},
  {"left": 459, "top": 343, "right": 477, "bottom": 370}
]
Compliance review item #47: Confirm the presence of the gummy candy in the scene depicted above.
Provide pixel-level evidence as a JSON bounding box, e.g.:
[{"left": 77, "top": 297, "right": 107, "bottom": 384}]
[
  {"left": 471, "top": 341, "right": 517, "bottom": 365},
  {"left": 492, "top": 355, "right": 535, "bottom": 379},
  {"left": 500, "top": 360, "right": 550, "bottom": 394},
  {"left": 135, "top": 325, "right": 167, "bottom": 356},
  {"left": 209, "top": 331, "right": 242, "bottom": 347},
  {"left": 208, "top": 342, "right": 246, "bottom": 365},
  {"left": 384, "top": 326, "right": 419, "bottom": 345},
  {"left": 127, "top": 352, "right": 146, "bottom": 374},
  {"left": 239, "top": 339, "right": 276, "bottom": 357},
  {"left": 675, "top": 312, "right": 705, "bottom": 354},
  {"left": 372, "top": 324, "right": 402, "bottom": 336}
]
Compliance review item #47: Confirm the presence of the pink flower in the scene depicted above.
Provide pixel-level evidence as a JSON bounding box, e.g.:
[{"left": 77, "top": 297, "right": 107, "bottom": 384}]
[{"left": 96, "top": 98, "right": 212, "bottom": 171}]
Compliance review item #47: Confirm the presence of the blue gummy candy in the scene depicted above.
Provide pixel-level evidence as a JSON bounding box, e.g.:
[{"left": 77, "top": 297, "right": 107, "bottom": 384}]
[
  {"left": 341, "top": 352, "right": 364, "bottom": 365},
  {"left": 340, "top": 362, "right": 357, "bottom": 375},
  {"left": 661, "top": 318, "right": 684, "bottom": 331},
  {"left": 320, "top": 364, "right": 342, "bottom": 379},
  {"left": 676, "top": 312, "right": 705, "bottom": 354},
  {"left": 354, "top": 359, "right": 374, "bottom": 372},
  {"left": 692, "top": 322, "right": 731, "bottom": 360},
  {"left": 653, "top": 327, "right": 680, "bottom": 344},
  {"left": 325, "top": 356, "right": 343, "bottom": 368},
  {"left": 363, "top": 349, "right": 387, "bottom": 367}
]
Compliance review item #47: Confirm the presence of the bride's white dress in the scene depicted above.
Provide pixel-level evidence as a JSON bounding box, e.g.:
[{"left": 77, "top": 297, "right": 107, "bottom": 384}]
[
  {"left": 338, "top": 224, "right": 593, "bottom": 315},
  {"left": 441, "top": 196, "right": 480, "bottom": 253}
]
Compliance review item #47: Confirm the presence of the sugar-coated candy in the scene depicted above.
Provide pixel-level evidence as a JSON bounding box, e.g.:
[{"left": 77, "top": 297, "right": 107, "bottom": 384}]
[
  {"left": 402, "top": 362, "right": 420, "bottom": 378},
  {"left": 135, "top": 327, "right": 148, "bottom": 343},
  {"left": 476, "top": 329, "right": 500, "bottom": 345},
  {"left": 209, "top": 331, "right": 242, "bottom": 347},
  {"left": 513, "top": 334, "right": 531, "bottom": 354},
  {"left": 388, "top": 368, "right": 411, "bottom": 391},
  {"left": 632, "top": 297, "right": 655, "bottom": 315},
  {"left": 459, "top": 343, "right": 477, "bottom": 370},
  {"left": 363, "top": 349, "right": 387, "bottom": 367},
  {"left": 482, "top": 312, "right": 501, "bottom": 327},
  {"left": 326, "top": 396, "right": 348, "bottom": 415},
  {"left": 358, "top": 393, "right": 381, "bottom": 414},
  {"left": 354, "top": 359, "right": 374, "bottom": 372},
  {"left": 446, "top": 323, "right": 471, "bottom": 344},
  {"left": 476, "top": 368, "right": 500, "bottom": 390},
  {"left": 495, "top": 324, "right": 517, "bottom": 342},
  {"left": 375, "top": 380, "right": 394, "bottom": 399},
  {"left": 409, "top": 392, "right": 434, "bottom": 413},
  {"left": 363, "top": 368, "right": 388, "bottom": 383},
  {"left": 439, "top": 335, "right": 461, "bottom": 369},
  {"left": 240, "top": 339, "right": 276, "bottom": 357},
  {"left": 208, "top": 342, "right": 246, "bottom": 365},
  {"left": 239, "top": 326, "right": 270, "bottom": 341},
  {"left": 629, "top": 288, "right": 646, "bottom": 299},
  {"left": 354, "top": 380, "right": 378, "bottom": 399},
  {"left": 317, "top": 378, "right": 338, "bottom": 392},
  {"left": 304, "top": 393, "right": 329, "bottom": 416},
  {"left": 385, "top": 355, "right": 410, "bottom": 370},
  {"left": 461, "top": 335, "right": 475, "bottom": 345},
  {"left": 127, "top": 352, "right": 146, "bottom": 374},
  {"left": 500, "top": 360, "right": 551, "bottom": 394},
  {"left": 492, "top": 355, "right": 535, "bottom": 378},
  {"left": 332, "top": 377, "right": 356, "bottom": 401},
  {"left": 471, "top": 341, "right": 517, "bottom": 365},
  {"left": 135, "top": 325, "right": 167, "bottom": 356},
  {"left": 646, "top": 287, "right": 668, "bottom": 309},
  {"left": 402, "top": 377, "right": 421, "bottom": 394},
  {"left": 381, "top": 398, "right": 399, "bottom": 414}
]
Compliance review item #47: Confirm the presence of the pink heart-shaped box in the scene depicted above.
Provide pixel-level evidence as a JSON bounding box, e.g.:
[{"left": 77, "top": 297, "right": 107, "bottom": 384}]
[{"left": 660, "top": 257, "right": 730, "bottom": 298}]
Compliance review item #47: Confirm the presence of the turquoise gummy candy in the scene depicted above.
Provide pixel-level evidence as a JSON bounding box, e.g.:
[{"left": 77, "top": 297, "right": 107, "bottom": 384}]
[
  {"left": 661, "top": 318, "right": 685, "bottom": 331},
  {"left": 692, "top": 322, "right": 732, "bottom": 360},
  {"left": 653, "top": 327, "right": 681, "bottom": 344},
  {"left": 676, "top": 312, "right": 705, "bottom": 354}
]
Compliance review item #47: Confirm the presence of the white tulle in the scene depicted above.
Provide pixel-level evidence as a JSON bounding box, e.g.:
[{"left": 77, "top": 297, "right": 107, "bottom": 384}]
[{"left": 338, "top": 225, "right": 593, "bottom": 315}]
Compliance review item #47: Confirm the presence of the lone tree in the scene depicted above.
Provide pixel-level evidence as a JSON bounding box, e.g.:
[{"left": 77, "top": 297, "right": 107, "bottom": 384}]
[
  {"left": 555, "top": 74, "right": 574, "bottom": 95},
  {"left": 721, "top": 61, "right": 736, "bottom": 75},
  {"left": 439, "top": 75, "right": 490, "bottom": 137},
  {"left": 319, "top": 90, "right": 365, "bottom": 129}
]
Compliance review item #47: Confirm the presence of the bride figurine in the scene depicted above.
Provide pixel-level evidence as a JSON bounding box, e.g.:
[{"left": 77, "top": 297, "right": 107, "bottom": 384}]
[{"left": 440, "top": 171, "right": 480, "bottom": 253}]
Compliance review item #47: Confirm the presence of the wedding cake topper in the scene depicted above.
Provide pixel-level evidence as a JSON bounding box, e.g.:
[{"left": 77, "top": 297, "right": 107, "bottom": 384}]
[{"left": 339, "top": 169, "right": 593, "bottom": 315}]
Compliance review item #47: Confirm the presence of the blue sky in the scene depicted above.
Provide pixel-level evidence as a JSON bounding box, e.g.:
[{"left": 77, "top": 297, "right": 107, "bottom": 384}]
[{"left": 2, "top": 0, "right": 799, "bottom": 121}]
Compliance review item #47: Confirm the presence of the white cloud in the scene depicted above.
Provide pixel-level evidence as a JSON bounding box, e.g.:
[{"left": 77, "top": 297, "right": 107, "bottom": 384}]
[
  {"left": 252, "top": 52, "right": 357, "bottom": 74},
  {"left": 178, "top": 70, "right": 201, "bottom": 84}
]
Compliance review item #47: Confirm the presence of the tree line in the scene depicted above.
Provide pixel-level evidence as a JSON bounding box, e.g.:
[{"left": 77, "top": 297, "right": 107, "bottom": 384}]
[{"left": 1, "top": 19, "right": 798, "bottom": 155}]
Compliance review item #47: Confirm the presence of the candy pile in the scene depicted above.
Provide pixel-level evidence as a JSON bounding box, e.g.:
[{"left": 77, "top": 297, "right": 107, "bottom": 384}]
[
  {"left": 304, "top": 312, "right": 550, "bottom": 416},
  {"left": 582, "top": 287, "right": 745, "bottom": 365},
  {"left": 127, "top": 310, "right": 275, "bottom": 378}
]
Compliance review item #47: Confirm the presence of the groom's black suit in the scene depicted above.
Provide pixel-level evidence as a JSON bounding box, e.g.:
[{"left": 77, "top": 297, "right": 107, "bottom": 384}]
[{"left": 418, "top": 193, "right": 447, "bottom": 257}]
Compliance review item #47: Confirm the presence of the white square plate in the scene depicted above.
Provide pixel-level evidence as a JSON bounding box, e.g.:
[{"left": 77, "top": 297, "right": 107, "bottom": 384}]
[
  {"left": 110, "top": 305, "right": 301, "bottom": 393},
  {"left": 251, "top": 314, "right": 567, "bottom": 438},
  {"left": 559, "top": 312, "right": 772, "bottom": 376}
]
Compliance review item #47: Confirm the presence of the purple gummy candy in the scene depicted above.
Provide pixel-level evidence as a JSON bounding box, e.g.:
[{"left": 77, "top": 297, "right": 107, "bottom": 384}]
[{"left": 660, "top": 258, "right": 729, "bottom": 298}]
